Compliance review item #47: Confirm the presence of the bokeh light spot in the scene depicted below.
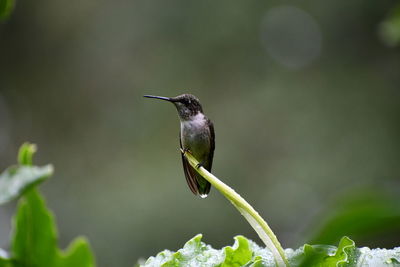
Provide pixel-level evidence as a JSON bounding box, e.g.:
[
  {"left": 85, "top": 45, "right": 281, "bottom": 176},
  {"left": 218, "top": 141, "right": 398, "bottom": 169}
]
[{"left": 261, "top": 6, "right": 322, "bottom": 69}]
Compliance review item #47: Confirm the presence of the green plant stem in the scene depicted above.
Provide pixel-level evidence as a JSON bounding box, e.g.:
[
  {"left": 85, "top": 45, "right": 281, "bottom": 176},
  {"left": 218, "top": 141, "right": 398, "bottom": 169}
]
[{"left": 182, "top": 150, "right": 289, "bottom": 267}]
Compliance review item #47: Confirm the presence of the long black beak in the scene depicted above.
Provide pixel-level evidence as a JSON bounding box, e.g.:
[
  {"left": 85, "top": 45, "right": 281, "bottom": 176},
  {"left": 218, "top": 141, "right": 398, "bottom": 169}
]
[{"left": 143, "top": 95, "right": 173, "bottom": 102}]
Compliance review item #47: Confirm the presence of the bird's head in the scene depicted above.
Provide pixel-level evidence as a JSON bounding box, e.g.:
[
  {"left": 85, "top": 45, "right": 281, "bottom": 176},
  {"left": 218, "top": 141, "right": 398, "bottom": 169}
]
[{"left": 144, "top": 94, "right": 203, "bottom": 121}]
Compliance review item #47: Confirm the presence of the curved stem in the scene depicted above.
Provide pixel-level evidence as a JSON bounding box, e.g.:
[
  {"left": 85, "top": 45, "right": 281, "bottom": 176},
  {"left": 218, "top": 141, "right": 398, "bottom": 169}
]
[{"left": 182, "top": 149, "right": 289, "bottom": 267}]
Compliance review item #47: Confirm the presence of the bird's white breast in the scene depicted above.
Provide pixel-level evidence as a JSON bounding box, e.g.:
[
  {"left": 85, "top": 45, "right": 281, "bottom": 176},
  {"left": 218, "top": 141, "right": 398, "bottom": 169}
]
[
  {"left": 181, "top": 113, "right": 206, "bottom": 130},
  {"left": 180, "top": 113, "right": 209, "bottom": 148}
]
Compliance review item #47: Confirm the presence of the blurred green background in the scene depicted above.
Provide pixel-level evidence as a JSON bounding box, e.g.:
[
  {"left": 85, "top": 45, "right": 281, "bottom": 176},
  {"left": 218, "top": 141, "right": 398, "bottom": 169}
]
[{"left": 1, "top": 1, "right": 400, "bottom": 266}]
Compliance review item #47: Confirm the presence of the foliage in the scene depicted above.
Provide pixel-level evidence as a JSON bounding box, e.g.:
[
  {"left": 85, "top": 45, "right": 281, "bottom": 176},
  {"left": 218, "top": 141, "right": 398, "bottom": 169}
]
[
  {"left": 0, "top": 0, "right": 14, "bottom": 20},
  {"left": 0, "top": 144, "right": 53, "bottom": 205},
  {"left": 1, "top": 144, "right": 400, "bottom": 267},
  {"left": 379, "top": 3, "right": 400, "bottom": 46},
  {"left": 0, "top": 143, "right": 95, "bottom": 267},
  {"left": 308, "top": 190, "right": 400, "bottom": 246},
  {"left": 141, "top": 234, "right": 400, "bottom": 267}
]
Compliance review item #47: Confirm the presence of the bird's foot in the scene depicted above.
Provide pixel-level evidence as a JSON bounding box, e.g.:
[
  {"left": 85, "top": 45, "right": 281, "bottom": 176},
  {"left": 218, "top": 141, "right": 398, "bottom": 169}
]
[{"left": 180, "top": 148, "right": 193, "bottom": 155}]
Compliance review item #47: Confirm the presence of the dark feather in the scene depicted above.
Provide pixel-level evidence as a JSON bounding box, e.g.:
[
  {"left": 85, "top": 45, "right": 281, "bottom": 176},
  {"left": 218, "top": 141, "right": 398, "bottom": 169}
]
[
  {"left": 180, "top": 135, "right": 199, "bottom": 195},
  {"left": 200, "top": 119, "right": 215, "bottom": 195},
  {"left": 179, "top": 119, "right": 215, "bottom": 196},
  {"left": 207, "top": 119, "right": 215, "bottom": 171}
]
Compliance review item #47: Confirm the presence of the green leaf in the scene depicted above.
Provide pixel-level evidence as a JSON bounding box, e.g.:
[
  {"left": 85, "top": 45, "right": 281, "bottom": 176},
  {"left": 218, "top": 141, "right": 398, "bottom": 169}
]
[
  {"left": 0, "top": 0, "right": 14, "bottom": 20},
  {"left": 56, "top": 237, "right": 95, "bottom": 267},
  {"left": 140, "top": 235, "right": 400, "bottom": 267},
  {"left": 141, "top": 234, "right": 278, "bottom": 267},
  {"left": 0, "top": 142, "right": 53, "bottom": 205},
  {"left": 0, "top": 143, "right": 95, "bottom": 266},
  {"left": 11, "top": 189, "right": 95, "bottom": 267},
  {"left": 308, "top": 191, "right": 400, "bottom": 246},
  {"left": 0, "top": 259, "right": 12, "bottom": 267},
  {"left": 297, "top": 236, "right": 356, "bottom": 267},
  {"left": 0, "top": 165, "right": 53, "bottom": 205},
  {"left": 142, "top": 234, "right": 223, "bottom": 266},
  {"left": 18, "top": 143, "right": 37, "bottom": 166},
  {"left": 12, "top": 190, "right": 59, "bottom": 266},
  {"left": 0, "top": 249, "right": 12, "bottom": 267},
  {"left": 220, "top": 236, "right": 253, "bottom": 267},
  {"left": 0, "top": 249, "right": 9, "bottom": 259},
  {"left": 357, "top": 247, "right": 400, "bottom": 267}
]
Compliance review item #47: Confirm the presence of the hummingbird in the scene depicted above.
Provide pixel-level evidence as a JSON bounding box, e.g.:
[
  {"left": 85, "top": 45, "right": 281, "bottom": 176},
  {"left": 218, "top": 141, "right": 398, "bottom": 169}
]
[{"left": 143, "top": 94, "right": 215, "bottom": 198}]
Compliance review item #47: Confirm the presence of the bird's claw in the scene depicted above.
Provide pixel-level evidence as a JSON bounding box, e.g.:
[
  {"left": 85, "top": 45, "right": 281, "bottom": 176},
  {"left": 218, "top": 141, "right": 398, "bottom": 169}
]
[{"left": 181, "top": 148, "right": 193, "bottom": 155}]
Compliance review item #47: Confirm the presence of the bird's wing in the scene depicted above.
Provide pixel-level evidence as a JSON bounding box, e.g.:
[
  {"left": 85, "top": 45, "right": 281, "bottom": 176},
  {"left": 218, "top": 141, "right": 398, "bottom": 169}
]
[
  {"left": 199, "top": 120, "right": 214, "bottom": 195},
  {"left": 207, "top": 119, "right": 215, "bottom": 171},
  {"left": 180, "top": 134, "right": 199, "bottom": 195}
]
